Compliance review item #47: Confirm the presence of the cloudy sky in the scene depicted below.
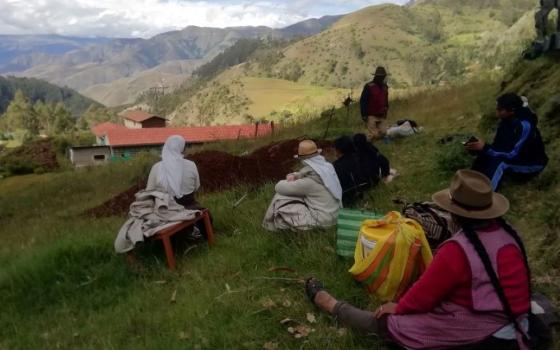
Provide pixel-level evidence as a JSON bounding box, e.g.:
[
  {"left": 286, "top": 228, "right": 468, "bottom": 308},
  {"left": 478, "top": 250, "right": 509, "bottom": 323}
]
[{"left": 0, "top": 0, "right": 408, "bottom": 38}]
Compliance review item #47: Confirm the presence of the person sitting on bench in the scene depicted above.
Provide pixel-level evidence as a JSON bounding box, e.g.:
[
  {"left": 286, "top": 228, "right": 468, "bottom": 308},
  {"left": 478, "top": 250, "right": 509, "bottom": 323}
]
[
  {"left": 465, "top": 93, "right": 548, "bottom": 190},
  {"left": 146, "top": 135, "right": 207, "bottom": 237}
]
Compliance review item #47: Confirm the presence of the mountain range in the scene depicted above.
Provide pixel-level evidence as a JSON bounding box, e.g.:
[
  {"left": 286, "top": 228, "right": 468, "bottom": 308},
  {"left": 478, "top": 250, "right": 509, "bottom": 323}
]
[{"left": 0, "top": 16, "right": 342, "bottom": 107}]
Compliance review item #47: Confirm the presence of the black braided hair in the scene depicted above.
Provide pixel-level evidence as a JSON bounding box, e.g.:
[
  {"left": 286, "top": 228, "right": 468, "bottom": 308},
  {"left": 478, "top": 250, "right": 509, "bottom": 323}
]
[
  {"left": 458, "top": 218, "right": 530, "bottom": 344},
  {"left": 497, "top": 217, "right": 532, "bottom": 295}
]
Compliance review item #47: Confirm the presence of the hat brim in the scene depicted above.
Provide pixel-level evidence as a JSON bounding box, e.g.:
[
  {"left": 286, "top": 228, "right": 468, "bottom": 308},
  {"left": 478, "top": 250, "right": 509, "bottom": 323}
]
[
  {"left": 432, "top": 189, "right": 509, "bottom": 220},
  {"left": 294, "top": 149, "right": 322, "bottom": 160}
]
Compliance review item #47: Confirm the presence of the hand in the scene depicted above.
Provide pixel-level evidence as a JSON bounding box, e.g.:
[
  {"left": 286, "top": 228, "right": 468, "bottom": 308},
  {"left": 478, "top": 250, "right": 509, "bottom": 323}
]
[
  {"left": 374, "top": 302, "right": 397, "bottom": 319},
  {"left": 286, "top": 174, "right": 296, "bottom": 182},
  {"left": 465, "top": 139, "right": 485, "bottom": 152}
]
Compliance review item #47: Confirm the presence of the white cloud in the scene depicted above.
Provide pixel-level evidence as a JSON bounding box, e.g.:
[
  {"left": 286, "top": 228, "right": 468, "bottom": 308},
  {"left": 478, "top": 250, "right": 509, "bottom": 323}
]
[{"left": 0, "top": 0, "right": 408, "bottom": 38}]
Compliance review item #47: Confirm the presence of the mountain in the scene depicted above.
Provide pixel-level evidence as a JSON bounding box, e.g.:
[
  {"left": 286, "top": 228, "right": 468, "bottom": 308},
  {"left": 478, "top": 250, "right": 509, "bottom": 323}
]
[
  {"left": 160, "top": 0, "right": 537, "bottom": 126},
  {"left": 0, "top": 75, "right": 100, "bottom": 116},
  {"left": 0, "top": 16, "right": 341, "bottom": 106},
  {"left": 0, "top": 35, "right": 111, "bottom": 68}
]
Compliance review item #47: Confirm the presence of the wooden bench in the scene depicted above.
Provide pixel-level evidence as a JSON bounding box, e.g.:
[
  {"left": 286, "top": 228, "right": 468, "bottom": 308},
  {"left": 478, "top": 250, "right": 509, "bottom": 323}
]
[{"left": 128, "top": 209, "right": 215, "bottom": 270}]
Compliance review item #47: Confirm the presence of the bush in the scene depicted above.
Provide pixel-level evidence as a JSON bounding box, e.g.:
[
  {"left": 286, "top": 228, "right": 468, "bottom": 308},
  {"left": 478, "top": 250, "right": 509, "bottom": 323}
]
[{"left": 436, "top": 141, "right": 474, "bottom": 175}]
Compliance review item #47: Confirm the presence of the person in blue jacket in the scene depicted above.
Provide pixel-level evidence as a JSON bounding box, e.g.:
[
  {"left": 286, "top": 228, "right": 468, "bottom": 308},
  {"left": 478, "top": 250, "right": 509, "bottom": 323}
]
[{"left": 465, "top": 93, "right": 548, "bottom": 190}]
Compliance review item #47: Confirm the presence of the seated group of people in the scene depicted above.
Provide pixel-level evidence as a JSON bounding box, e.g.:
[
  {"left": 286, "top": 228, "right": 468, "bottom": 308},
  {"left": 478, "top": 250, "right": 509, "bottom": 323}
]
[
  {"left": 143, "top": 92, "right": 551, "bottom": 349},
  {"left": 262, "top": 134, "right": 393, "bottom": 231}
]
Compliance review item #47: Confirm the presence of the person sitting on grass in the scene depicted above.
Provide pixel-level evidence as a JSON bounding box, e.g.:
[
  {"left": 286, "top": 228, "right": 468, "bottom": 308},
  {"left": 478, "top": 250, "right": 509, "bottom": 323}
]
[
  {"left": 465, "top": 93, "right": 548, "bottom": 190},
  {"left": 333, "top": 136, "right": 368, "bottom": 207},
  {"left": 262, "top": 139, "right": 342, "bottom": 231},
  {"left": 353, "top": 133, "right": 396, "bottom": 184},
  {"left": 306, "top": 170, "right": 531, "bottom": 349}
]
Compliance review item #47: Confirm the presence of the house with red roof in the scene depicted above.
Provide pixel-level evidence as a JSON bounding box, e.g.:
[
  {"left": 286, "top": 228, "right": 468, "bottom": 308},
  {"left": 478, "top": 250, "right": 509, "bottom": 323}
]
[
  {"left": 120, "top": 110, "right": 167, "bottom": 129},
  {"left": 69, "top": 122, "right": 275, "bottom": 167}
]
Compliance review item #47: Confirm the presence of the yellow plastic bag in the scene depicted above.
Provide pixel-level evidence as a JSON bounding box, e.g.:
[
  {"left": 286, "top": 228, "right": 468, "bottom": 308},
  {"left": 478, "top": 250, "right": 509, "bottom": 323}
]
[{"left": 349, "top": 211, "right": 433, "bottom": 301}]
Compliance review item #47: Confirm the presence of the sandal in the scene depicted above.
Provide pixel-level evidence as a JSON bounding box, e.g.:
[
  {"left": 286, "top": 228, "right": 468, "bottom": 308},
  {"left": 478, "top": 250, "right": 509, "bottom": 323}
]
[{"left": 305, "top": 277, "right": 326, "bottom": 304}]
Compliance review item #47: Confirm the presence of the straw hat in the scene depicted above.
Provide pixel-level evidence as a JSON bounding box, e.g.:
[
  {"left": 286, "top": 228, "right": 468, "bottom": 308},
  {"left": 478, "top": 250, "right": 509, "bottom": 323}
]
[
  {"left": 294, "top": 140, "right": 322, "bottom": 160},
  {"left": 372, "top": 66, "right": 388, "bottom": 76},
  {"left": 432, "top": 170, "right": 509, "bottom": 220}
]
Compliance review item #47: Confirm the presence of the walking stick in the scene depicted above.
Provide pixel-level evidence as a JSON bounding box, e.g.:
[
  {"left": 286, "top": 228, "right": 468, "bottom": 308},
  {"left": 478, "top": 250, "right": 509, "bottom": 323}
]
[{"left": 322, "top": 107, "right": 336, "bottom": 140}]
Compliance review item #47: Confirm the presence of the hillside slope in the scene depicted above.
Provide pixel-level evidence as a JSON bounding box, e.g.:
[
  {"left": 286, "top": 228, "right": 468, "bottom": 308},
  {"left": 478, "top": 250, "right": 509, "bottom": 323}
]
[
  {"left": 0, "top": 75, "right": 100, "bottom": 116},
  {"left": 1, "top": 55, "right": 559, "bottom": 348},
  {"left": 242, "top": 0, "right": 536, "bottom": 88},
  {"left": 161, "top": 0, "right": 538, "bottom": 126}
]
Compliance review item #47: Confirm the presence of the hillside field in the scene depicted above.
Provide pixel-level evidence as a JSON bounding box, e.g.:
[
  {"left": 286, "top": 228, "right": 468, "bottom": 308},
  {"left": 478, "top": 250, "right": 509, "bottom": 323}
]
[{"left": 0, "top": 56, "right": 559, "bottom": 349}]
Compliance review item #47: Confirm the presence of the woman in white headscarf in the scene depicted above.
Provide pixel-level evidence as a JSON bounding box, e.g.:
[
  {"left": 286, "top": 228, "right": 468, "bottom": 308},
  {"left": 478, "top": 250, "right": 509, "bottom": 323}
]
[
  {"left": 146, "top": 135, "right": 201, "bottom": 209},
  {"left": 263, "top": 139, "right": 342, "bottom": 232}
]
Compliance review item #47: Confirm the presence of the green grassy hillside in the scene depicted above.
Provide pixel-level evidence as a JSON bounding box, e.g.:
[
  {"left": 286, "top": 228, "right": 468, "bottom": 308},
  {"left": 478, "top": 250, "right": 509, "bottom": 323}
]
[
  {"left": 0, "top": 55, "right": 558, "bottom": 349},
  {"left": 170, "top": 75, "right": 347, "bottom": 125},
  {"left": 162, "top": 0, "right": 537, "bottom": 126}
]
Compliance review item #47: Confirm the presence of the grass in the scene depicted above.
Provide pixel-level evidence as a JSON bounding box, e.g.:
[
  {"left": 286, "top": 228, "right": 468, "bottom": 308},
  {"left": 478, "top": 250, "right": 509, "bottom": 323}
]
[
  {"left": 1, "top": 74, "right": 559, "bottom": 349},
  {"left": 240, "top": 77, "right": 346, "bottom": 120}
]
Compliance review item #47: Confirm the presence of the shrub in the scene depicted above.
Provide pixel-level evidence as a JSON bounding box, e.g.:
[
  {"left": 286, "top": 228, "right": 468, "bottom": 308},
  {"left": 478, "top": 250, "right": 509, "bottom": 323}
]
[{"left": 436, "top": 141, "right": 474, "bottom": 175}]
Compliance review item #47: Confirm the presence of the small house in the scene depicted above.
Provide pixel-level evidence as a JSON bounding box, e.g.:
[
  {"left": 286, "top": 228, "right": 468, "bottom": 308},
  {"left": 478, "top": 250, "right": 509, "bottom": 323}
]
[
  {"left": 69, "top": 145, "right": 112, "bottom": 167},
  {"left": 121, "top": 110, "right": 167, "bottom": 129}
]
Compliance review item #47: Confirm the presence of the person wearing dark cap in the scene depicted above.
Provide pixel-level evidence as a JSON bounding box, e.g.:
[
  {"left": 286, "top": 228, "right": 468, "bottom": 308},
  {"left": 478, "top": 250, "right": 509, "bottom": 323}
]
[
  {"left": 465, "top": 92, "right": 548, "bottom": 190},
  {"left": 333, "top": 136, "right": 367, "bottom": 206},
  {"left": 360, "top": 66, "right": 390, "bottom": 140},
  {"left": 304, "top": 170, "right": 533, "bottom": 349}
]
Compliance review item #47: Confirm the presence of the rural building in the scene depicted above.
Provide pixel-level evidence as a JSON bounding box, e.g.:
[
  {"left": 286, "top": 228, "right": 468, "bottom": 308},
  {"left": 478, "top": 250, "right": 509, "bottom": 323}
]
[
  {"left": 75, "top": 122, "right": 275, "bottom": 166},
  {"left": 121, "top": 110, "right": 167, "bottom": 129},
  {"left": 69, "top": 145, "right": 112, "bottom": 168},
  {"left": 91, "top": 122, "right": 127, "bottom": 145}
]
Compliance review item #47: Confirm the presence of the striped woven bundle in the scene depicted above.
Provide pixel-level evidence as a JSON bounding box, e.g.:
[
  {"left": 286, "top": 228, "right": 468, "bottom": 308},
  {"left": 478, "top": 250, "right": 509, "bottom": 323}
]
[{"left": 349, "top": 211, "right": 433, "bottom": 301}]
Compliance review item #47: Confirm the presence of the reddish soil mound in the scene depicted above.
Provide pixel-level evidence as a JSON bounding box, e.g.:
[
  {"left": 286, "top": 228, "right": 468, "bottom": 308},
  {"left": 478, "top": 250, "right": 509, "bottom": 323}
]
[
  {"left": 86, "top": 139, "right": 333, "bottom": 217},
  {"left": 85, "top": 183, "right": 144, "bottom": 218}
]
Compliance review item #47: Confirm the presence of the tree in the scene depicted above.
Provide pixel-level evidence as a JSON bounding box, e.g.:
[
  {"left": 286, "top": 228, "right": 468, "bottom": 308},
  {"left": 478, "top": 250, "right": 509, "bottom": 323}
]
[
  {"left": 5, "top": 90, "right": 40, "bottom": 136},
  {"left": 53, "top": 103, "right": 75, "bottom": 134},
  {"left": 33, "top": 100, "right": 57, "bottom": 134}
]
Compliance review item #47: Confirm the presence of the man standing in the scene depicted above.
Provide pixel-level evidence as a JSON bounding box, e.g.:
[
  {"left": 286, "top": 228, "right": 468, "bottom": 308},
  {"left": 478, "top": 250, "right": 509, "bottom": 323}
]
[
  {"left": 465, "top": 93, "right": 548, "bottom": 190},
  {"left": 360, "top": 66, "right": 389, "bottom": 140}
]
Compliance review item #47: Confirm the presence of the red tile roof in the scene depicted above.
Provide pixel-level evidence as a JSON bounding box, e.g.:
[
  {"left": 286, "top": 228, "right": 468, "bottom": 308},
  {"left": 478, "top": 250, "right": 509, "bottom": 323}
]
[
  {"left": 104, "top": 123, "right": 274, "bottom": 147},
  {"left": 91, "top": 122, "right": 126, "bottom": 137},
  {"left": 121, "top": 110, "right": 165, "bottom": 123}
]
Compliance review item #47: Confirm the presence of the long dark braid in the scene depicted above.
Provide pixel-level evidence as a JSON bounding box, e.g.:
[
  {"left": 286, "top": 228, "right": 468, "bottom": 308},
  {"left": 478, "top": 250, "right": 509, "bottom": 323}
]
[
  {"left": 498, "top": 217, "right": 532, "bottom": 295},
  {"left": 460, "top": 220, "right": 530, "bottom": 344}
]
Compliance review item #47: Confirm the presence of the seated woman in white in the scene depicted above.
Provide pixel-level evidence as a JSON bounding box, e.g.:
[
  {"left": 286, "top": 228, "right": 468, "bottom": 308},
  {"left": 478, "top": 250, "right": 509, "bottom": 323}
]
[
  {"left": 146, "top": 135, "right": 201, "bottom": 209},
  {"left": 263, "top": 140, "right": 342, "bottom": 231}
]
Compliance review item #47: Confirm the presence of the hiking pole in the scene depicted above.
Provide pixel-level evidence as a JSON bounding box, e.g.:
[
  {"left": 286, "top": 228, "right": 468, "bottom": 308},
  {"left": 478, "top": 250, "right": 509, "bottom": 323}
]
[{"left": 322, "top": 107, "right": 336, "bottom": 140}]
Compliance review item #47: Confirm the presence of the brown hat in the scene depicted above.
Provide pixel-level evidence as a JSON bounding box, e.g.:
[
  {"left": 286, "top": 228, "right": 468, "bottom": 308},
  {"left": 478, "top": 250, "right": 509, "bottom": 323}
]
[
  {"left": 432, "top": 170, "right": 509, "bottom": 220},
  {"left": 372, "top": 66, "right": 388, "bottom": 77},
  {"left": 294, "top": 140, "right": 322, "bottom": 160}
]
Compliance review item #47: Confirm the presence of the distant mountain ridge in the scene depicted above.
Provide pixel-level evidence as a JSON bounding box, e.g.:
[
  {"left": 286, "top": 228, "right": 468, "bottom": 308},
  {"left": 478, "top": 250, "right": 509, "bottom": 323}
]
[{"left": 0, "top": 16, "right": 342, "bottom": 106}]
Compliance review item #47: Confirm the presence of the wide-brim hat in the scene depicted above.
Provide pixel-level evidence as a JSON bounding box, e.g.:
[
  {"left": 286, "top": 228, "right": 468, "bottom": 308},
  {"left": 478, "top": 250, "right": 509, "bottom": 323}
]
[
  {"left": 372, "top": 66, "right": 389, "bottom": 76},
  {"left": 432, "top": 169, "right": 509, "bottom": 220},
  {"left": 294, "top": 139, "right": 322, "bottom": 160}
]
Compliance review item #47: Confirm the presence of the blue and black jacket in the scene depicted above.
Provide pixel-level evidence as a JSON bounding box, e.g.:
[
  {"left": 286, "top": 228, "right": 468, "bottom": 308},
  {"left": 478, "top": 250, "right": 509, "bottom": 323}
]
[{"left": 483, "top": 108, "right": 548, "bottom": 167}]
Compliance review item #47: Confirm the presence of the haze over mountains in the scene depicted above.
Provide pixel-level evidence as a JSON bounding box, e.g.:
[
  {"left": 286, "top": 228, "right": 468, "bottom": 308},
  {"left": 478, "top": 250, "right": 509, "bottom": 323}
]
[{"left": 0, "top": 16, "right": 342, "bottom": 106}]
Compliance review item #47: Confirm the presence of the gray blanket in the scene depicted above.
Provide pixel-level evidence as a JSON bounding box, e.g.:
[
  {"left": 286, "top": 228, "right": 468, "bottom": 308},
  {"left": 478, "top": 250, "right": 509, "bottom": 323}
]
[{"left": 114, "top": 189, "right": 199, "bottom": 253}]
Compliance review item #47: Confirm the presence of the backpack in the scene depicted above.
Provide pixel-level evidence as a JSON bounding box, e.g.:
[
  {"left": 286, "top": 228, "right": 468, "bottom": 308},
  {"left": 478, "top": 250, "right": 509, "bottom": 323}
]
[
  {"left": 349, "top": 211, "right": 433, "bottom": 301},
  {"left": 400, "top": 201, "right": 460, "bottom": 249}
]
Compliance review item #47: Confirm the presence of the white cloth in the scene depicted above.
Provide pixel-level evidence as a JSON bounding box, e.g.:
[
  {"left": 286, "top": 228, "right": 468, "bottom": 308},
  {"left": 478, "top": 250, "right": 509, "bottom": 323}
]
[
  {"left": 114, "top": 189, "right": 199, "bottom": 253},
  {"left": 158, "top": 135, "right": 187, "bottom": 198},
  {"left": 146, "top": 160, "right": 200, "bottom": 197},
  {"left": 302, "top": 155, "right": 342, "bottom": 204}
]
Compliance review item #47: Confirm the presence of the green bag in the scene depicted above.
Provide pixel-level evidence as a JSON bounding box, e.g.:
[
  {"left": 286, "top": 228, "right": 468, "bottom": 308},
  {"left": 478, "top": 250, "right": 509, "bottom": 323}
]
[{"left": 336, "top": 209, "right": 381, "bottom": 257}]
